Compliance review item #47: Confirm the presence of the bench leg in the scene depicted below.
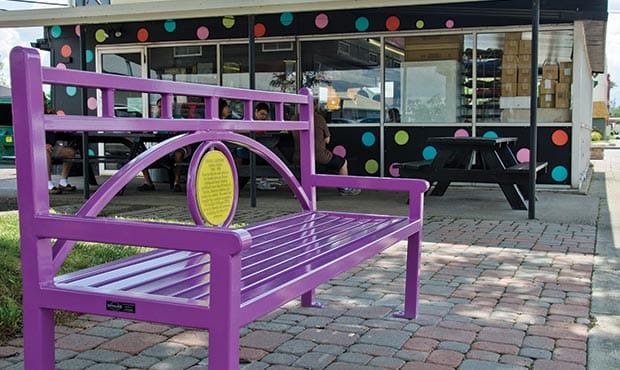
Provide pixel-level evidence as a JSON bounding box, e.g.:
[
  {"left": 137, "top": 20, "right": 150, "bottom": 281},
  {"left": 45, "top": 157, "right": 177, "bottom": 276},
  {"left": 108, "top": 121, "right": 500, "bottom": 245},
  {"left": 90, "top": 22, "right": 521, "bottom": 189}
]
[
  {"left": 301, "top": 290, "right": 323, "bottom": 308},
  {"left": 394, "top": 232, "right": 421, "bottom": 319},
  {"left": 23, "top": 304, "right": 55, "bottom": 369},
  {"left": 209, "top": 325, "right": 240, "bottom": 370}
]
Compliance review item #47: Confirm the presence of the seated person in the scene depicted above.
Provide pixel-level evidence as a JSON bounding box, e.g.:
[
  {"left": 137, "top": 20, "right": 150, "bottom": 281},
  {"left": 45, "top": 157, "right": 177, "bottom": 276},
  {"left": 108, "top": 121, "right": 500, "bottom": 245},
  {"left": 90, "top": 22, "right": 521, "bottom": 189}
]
[
  {"left": 137, "top": 98, "right": 192, "bottom": 193},
  {"left": 44, "top": 96, "right": 77, "bottom": 194},
  {"left": 293, "top": 109, "right": 360, "bottom": 196}
]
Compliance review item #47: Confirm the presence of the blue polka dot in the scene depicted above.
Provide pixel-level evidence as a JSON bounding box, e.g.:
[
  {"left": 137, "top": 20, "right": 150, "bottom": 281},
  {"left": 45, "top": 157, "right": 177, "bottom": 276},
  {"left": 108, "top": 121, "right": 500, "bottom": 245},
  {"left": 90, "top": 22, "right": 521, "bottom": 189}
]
[
  {"left": 66, "top": 86, "right": 77, "bottom": 97},
  {"left": 280, "top": 12, "right": 294, "bottom": 26},
  {"left": 551, "top": 166, "right": 568, "bottom": 182},
  {"left": 50, "top": 26, "right": 62, "bottom": 38},
  {"left": 355, "top": 17, "right": 369, "bottom": 32},
  {"left": 361, "top": 132, "right": 376, "bottom": 147},
  {"left": 422, "top": 146, "right": 437, "bottom": 160},
  {"left": 164, "top": 19, "right": 176, "bottom": 32},
  {"left": 483, "top": 131, "right": 498, "bottom": 138},
  {"left": 85, "top": 50, "right": 94, "bottom": 63}
]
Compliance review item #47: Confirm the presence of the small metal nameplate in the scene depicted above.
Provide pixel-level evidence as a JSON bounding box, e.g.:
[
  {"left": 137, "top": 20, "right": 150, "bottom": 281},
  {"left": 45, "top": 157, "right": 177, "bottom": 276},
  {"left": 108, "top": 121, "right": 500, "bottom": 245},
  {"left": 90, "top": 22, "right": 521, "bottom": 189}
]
[{"left": 106, "top": 301, "right": 136, "bottom": 313}]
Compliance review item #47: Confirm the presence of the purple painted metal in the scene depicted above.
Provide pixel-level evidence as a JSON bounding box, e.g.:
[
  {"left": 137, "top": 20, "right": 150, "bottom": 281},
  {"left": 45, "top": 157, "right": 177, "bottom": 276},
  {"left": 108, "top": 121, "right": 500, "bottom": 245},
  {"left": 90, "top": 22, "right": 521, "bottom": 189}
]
[{"left": 11, "top": 46, "right": 429, "bottom": 370}]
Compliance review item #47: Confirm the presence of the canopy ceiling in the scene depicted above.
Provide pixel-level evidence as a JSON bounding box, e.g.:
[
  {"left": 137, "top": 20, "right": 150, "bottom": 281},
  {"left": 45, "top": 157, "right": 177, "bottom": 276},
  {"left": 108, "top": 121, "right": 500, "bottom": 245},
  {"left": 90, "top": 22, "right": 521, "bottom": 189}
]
[{"left": 0, "top": 0, "right": 492, "bottom": 27}]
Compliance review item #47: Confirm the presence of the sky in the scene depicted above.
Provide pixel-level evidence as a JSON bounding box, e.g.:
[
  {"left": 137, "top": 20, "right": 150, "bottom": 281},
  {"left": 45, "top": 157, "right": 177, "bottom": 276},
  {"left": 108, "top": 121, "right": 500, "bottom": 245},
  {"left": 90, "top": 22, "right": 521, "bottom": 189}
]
[{"left": 1, "top": 0, "right": 620, "bottom": 101}]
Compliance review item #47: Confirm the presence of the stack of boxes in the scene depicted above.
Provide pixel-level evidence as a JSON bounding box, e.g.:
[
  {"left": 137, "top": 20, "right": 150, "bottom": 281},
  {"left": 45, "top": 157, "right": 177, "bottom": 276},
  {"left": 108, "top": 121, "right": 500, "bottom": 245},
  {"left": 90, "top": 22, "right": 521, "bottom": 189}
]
[
  {"left": 539, "top": 62, "right": 572, "bottom": 108},
  {"left": 500, "top": 33, "right": 531, "bottom": 97}
]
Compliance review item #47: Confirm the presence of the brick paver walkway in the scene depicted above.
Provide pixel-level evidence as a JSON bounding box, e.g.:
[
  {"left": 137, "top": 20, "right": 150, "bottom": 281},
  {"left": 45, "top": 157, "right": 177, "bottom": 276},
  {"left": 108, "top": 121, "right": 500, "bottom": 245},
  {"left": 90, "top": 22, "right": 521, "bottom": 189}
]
[{"left": 0, "top": 211, "right": 595, "bottom": 369}]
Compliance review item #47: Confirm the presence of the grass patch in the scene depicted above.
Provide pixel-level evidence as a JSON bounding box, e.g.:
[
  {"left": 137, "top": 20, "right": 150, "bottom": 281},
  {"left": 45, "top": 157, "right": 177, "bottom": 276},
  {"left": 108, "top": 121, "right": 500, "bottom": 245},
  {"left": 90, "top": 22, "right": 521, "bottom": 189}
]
[{"left": 0, "top": 212, "right": 150, "bottom": 343}]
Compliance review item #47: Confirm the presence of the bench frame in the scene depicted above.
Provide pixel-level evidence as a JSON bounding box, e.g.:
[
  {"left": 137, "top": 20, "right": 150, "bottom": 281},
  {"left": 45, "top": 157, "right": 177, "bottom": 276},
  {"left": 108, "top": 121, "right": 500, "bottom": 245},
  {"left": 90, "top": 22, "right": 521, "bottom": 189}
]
[{"left": 11, "top": 46, "right": 429, "bottom": 369}]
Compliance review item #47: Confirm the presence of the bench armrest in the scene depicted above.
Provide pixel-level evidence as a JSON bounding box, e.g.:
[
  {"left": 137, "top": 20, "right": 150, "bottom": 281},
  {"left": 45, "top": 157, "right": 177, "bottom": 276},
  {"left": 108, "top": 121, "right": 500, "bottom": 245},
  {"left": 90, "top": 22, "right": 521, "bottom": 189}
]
[
  {"left": 34, "top": 215, "right": 252, "bottom": 255},
  {"left": 310, "top": 174, "right": 429, "bottom": 194}
]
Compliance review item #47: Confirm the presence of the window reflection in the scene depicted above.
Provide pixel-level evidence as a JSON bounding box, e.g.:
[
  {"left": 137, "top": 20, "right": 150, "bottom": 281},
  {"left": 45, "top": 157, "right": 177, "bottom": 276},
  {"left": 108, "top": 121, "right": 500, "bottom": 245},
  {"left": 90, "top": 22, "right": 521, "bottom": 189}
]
[{"left": 301, "top": 38, "right": 381, "bottom": 124}]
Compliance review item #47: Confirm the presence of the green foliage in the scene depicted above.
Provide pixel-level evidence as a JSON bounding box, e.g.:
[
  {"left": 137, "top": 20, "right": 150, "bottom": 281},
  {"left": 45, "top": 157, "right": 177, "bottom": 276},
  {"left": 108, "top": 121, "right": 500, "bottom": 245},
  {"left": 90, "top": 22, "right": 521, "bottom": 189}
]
[
  {"left": 592, "top": 131, "right": 603, "bottom": 141},
  {"left": 0, "top": 212, "right": 149, "bottom": 343}
]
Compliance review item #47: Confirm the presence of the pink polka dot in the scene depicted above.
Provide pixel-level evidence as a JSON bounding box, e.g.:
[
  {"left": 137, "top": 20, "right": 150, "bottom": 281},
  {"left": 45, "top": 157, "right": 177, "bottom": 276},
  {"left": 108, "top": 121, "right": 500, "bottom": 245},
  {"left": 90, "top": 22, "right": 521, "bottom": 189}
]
[
  {"left": 87, "top": 97, "right": 98, "bottom": 111},
  {"left": 389, "top": 163, "right": 400, "bottom": 177},
  {"left": 445, "top": 19, "right": 455, "bottom": 28},
  {"left": 56, "top": 110, "right": 65, "bottom": 116},
  {"left": 516, "top": 148, "right": 530, "bottom": 163},
  {"left": 454, "top": 129, "right": 470, "bottom": 137},
  {"left": 196, "top": 26, "right": 209, "bottom": 40},
  {"left": 75, "top": 25, "right": 81, "bottom": 37},
  {"left": 55, "top": 63, "right": 67, "bottom": 69},
  {"left": 333, "top": 145, "right": 346, "bottom": 158},
  {"left": 315, "top": 13, "right": 329, "bottom": 29}
]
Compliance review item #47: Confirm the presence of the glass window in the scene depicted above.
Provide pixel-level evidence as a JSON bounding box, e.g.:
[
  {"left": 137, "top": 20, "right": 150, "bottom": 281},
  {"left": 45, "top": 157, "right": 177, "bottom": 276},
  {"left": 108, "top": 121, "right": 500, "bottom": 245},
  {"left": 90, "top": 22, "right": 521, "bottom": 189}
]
[
  {"left": 477, "top": 29, "right": 573, "bottom": 124},
  {"left": 148, "top": 45, "right": 217, "bottom": 118},
  {"left": 385, "top": 35, "right": 467, "bottom": 124},
  {"left": 301, "top": 38, "right": 381, "bottom": 124}
]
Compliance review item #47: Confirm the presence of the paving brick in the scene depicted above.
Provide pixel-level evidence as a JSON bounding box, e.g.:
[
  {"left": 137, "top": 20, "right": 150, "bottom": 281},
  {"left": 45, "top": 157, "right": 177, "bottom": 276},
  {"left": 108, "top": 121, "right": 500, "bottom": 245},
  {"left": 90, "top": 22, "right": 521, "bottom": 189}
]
[
  {"left": 241, "top": 331, "right": 293, "bottom": 351},
  {"left": 348, "top": 343, "right": 396, "bottom": 357},
  {"left": 81, "top": 326, "right": 127, "bottom": 339},
  {"left": 499, "top": 354, "right": 534, "bottom": 367},
  {"left": 477, "top": 327, "right": 525, "bottom": 346},
  {"left": 345, "top": 306, "right": 392, "bottom": 319},
  {"left": 123, "top": 322, "right": 172, "bottom": 334},
  {"left": 533, "top": 359, "right": 586, "bottom": 370},
  {"left": 76, "top": 348, "right": 130, "bottom": 362},
  {"left": 276, "top": 339, "right": 316, "bottom": 355},
  {"left": 168, "top": 330, "right": 209, "bottom": 347},
  {"left": 426, "top": 348, "right": 464, "bottom": 367},
  {"left": 523, "top": 335, "right": 555, "bottom": 350},
  {"left": 337, "top": 351, "right": 372, "bottom": 364},
  {"left": 97, "top": 332, "right": 167, "bottom": 355},
  {"left": 437, "top": 340, "right": 470, "bottom": 353},
  {"left": 141, "top": 342, "right": 187, "bottom": 358},
  {"left": 0, "top": 346, "right": 20, "bottom": 358},
  {"left": 149, "top": 355, "right": 199, "bottom": 370},
  {"left": 55, "top": 333, "right": 107, "bottom": 352},
  {"left": 119, "top": 354, "right": 161, "bottom": 368},
  {"left": 55, "top": 358, "right": 96, "bottom": 369},
  {"left": 458, "top": 359, "right": 525, "bottom": 370},
  {"left": 358, "top": 328, "right": 410, "bottom": 348},
  {"left": 401, "top": 362, "right": 454, "bottom": 370},
  {"left": 415, "top": 326, "right": 476, "bottom": 343},
  {"left": 403, "top": 337, "right": 438, "bottom": 352},
  {"left": 520, "top": 347, "right": 552, "bottom": 359},
  {"left": 262, "top": 352, "right": 298, "bottom": 366},
  {"left": 549, "top": 303, "right": 590, "bottom": 318},
  {"left": 296, "top": 328, "right": 357, "bottom": 346},
  {"left": 527, "top": 324, "right": 587, "bottom": 341},
  {"left": 472, "top": 341, "right": 520, "bottom": 355},
  {"left": 467, "top": 349, "right": 500, "bottom": 362},
  {"left": 239, "top": 347, "right": 268, "bottom": 362},
  {"left": 553, "top": 347, "right": 587, "bottom": 365},
  {"left": 369, "top": 355, "right": 406, "bottom": 368},
  {"left": 294, "top": 351, "right": 337, "bottom": 369}
]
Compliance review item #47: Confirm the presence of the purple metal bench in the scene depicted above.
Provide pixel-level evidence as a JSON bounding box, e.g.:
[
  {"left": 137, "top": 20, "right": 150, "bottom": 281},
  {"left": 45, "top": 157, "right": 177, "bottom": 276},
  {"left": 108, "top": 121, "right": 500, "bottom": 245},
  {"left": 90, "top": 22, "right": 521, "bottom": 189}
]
[{"left": 11, "top": 46, "right": 429, "bottom": 370}]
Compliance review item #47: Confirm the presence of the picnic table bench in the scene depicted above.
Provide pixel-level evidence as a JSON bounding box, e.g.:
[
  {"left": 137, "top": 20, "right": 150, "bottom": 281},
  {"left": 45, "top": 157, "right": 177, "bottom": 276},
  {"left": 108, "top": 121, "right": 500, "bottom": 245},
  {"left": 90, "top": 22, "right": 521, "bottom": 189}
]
[{"left": 11, "top": 46, "right": 429, "bottom": 370}]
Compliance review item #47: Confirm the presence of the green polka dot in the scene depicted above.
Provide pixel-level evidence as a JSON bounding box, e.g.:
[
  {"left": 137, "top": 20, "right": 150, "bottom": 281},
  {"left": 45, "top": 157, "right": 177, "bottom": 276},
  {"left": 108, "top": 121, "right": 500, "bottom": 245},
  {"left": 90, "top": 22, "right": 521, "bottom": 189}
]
[
  {"left": 416, "top": 20, "right": 425, "bottom": 29},
  {"left": 95, "top": 29, "right": 108, "bottom": 43},
  {"left": 394, "top": 130, "right": 409, "bottom": 145},
  {"left": 365, "top": 159, "right": 379, "bottom": 174},
  {"left": 222, "top": 16, "right": 235, "bottom": 29},
  {"left": 50, "top": 26, "right": 62, "bottom": 38}
]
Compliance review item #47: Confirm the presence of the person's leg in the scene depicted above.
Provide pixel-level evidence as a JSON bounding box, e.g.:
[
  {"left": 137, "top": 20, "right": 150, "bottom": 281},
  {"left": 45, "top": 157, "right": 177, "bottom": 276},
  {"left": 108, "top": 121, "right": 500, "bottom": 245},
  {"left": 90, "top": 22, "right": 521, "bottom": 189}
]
[
  {"left": 53, "top": 146, "right": 77, "bottom": 192},
  {"left": 46, "top": 144, "right": 61, "bottom": 194}
]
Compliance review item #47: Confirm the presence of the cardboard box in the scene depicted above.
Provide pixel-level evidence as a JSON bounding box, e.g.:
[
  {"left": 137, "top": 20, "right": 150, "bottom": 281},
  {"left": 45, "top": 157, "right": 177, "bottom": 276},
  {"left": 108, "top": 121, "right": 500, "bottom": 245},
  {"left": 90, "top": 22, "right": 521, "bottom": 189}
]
[
  {"left": 542, "top": 63, "right": 559, "bottom": 80},
  {"left": 518, "top": 53, "right": 532, "bottom": 66},
  {"left": 504, "top": 39, "right": 520, "bottom": 55},
  {"left": 502, "top": 82, "right": 517, "bottom": 97},
  {"left": 518, "top": 40, "right": 531, "bottom": 55},
  {"left": 539, "top": 79, "right": 556, "bottom": 94},
  {"left": 501, "top": 108, "right": 571, "bottom": 123},
  {"left": 501, "top": 66, "right": 518, "bottom": 83},
  {"left": 555, "top": 82, "right": 571, "bottom": 108},
  {"left": 504, "top": 32, "right": 522, "bottom": 41},
  {"left": 404, "top": 48, "right": 462, "bottom": 61},
  {"left": 518, "top": 81, "right": 531, "bottom": 96},
  {"left": 518, "top": 66, "right": 532, "bottom": 83},
  {"left": 540, "top": 93, "right": 555, "bottom": 108},
  {"left": 502, "top": 54, "right": 519, "bottom": 66},
  {"left": 559, "top": 62, "right": 573, "bottom": 83}
]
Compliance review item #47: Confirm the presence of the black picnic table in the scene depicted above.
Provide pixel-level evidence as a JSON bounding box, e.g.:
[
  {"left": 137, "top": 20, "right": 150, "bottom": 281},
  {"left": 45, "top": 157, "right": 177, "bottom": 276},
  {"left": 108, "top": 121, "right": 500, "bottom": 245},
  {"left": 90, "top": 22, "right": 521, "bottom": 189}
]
[{"left": 398, "top": 136, "right": 548, "bottom": 210}]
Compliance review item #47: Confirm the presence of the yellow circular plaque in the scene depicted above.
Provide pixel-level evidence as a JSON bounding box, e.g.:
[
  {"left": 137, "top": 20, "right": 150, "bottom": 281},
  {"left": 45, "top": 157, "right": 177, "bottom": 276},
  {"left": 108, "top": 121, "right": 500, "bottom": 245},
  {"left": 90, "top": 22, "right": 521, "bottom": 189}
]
[{"left": 195, "top": 150, "right": 235, "bottom": 226}]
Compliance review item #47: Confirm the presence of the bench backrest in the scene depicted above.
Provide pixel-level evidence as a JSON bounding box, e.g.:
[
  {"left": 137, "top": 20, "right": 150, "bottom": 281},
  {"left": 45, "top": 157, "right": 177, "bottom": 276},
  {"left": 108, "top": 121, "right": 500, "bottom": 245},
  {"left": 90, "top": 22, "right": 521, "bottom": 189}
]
[{"left": 11, "top": 46, "right": 318, "bottom": 273}]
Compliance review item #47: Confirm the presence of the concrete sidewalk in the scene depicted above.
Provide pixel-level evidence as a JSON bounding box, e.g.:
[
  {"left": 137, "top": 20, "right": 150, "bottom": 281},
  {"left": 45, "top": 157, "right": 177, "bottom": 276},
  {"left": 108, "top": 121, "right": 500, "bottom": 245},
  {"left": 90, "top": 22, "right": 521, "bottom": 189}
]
[{"left": 0, "top": 150, "right": 618, "bottom": 369}]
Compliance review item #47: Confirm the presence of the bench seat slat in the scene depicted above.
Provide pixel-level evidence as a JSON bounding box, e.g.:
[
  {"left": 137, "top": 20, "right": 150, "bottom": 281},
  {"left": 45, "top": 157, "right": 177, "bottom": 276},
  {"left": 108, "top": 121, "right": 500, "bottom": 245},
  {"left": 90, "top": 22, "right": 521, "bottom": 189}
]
[{"left": 54, "top": 211, "right": 410, "bottom": 305}]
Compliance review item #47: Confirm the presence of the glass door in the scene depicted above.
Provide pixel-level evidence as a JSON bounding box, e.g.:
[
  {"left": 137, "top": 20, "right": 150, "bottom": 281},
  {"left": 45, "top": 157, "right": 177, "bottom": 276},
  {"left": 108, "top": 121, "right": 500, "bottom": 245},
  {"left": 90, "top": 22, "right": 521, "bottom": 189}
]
[{"left": 96, "top": 47, "right": 147, "bottom": 174}]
